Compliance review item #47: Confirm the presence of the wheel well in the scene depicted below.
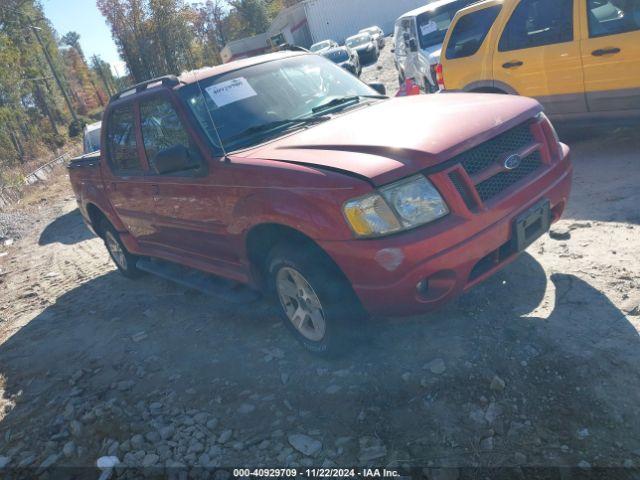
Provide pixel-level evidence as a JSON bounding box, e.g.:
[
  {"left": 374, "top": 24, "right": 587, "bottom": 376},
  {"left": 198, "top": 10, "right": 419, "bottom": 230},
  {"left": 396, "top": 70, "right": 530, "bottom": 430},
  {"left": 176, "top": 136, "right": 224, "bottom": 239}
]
[
  {"left": 86, "top": 203, "right": 108, "bottom": 237},
  {"left": 246, "top": 224, "right": 332, "bottom": 290},
  {"left": 470, "top": 87, "right": 507, "bottom": 94}
]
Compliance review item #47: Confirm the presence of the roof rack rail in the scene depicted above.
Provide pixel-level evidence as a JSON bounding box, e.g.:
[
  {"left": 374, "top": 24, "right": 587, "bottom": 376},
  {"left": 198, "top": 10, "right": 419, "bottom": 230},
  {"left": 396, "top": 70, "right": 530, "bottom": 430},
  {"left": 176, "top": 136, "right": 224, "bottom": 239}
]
[{"left": 111, "top": 75, "right": 181, "bottom": 101}]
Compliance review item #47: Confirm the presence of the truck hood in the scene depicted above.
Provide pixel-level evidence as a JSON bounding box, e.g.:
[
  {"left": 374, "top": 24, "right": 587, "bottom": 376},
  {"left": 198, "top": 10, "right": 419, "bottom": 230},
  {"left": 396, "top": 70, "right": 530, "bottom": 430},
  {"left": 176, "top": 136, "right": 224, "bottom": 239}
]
[{"left": 243, "top": 93, "right": 541, "bottom": 186}]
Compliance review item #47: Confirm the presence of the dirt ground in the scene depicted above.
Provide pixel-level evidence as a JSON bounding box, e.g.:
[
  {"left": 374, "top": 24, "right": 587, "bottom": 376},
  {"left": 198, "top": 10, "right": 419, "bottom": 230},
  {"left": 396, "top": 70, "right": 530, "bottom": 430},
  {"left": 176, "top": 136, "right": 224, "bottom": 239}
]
[{"left": 0, "top": 45, "right": 639, "bottom": 478}]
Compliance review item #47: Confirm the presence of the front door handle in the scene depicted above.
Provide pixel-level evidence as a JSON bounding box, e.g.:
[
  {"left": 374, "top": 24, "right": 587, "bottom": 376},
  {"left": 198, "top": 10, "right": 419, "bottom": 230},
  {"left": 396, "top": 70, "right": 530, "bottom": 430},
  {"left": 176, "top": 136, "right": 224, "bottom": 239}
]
[
  {"left": 503, "top": 60, "right": 524, "bottom": 69},
  {"left": 592, "top": 47, "right": 621, "bottom": 56}
]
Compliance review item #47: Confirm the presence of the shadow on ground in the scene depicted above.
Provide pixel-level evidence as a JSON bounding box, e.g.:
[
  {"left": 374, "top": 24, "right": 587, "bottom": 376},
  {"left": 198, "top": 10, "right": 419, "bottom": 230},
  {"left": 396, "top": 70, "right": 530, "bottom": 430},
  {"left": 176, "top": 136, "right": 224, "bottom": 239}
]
[
  {"left": 1, "top": 250, "right": 638, "bottom": 467},
  {"left": 560, "top": 125, "right": 640, "bottom": 225},
  {"left": 38, "top": 209, "right": 95, "bottom": 246}
]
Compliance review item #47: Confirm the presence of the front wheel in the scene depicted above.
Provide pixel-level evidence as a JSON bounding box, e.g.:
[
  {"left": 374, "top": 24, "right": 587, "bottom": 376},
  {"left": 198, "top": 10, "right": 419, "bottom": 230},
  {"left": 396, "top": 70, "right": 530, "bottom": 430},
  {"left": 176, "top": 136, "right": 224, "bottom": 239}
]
[{"left": 267, "top": 243, "right": 366, "bottom": 355}]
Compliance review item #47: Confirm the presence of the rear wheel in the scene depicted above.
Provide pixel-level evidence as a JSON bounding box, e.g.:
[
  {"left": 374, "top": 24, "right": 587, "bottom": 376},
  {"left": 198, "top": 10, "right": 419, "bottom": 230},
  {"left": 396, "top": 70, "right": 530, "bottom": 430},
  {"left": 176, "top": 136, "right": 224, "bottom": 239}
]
[
  {"left": 102, "top": 221, "right": 142, "bottom": 279},
  {"left": 267, "top": 243, "right": 366, "bottom": 355}
]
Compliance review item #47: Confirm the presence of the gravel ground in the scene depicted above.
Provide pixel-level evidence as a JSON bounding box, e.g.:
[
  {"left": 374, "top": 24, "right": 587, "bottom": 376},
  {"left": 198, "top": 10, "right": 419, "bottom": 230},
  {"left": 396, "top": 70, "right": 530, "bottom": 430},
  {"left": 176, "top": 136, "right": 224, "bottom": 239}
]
[
  {"left": 0, "top": 46, "right": 639, "bottom": 478},
  {"left": 361, "top": 39, "right": 401, "bottom": 96}
]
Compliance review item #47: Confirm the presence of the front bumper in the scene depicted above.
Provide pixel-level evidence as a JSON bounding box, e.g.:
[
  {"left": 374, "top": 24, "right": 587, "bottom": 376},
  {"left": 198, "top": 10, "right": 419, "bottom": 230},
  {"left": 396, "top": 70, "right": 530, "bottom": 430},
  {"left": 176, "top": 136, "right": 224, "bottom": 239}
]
[{"left": 320, "top": 150, "right": 573, "bottom": 317}]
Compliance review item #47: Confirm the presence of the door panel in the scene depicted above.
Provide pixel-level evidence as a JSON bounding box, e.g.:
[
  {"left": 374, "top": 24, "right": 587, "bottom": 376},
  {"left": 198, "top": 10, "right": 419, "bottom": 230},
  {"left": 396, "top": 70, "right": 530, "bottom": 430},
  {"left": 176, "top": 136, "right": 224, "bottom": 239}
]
[
  {"left": 149, "top": 174, "right": 241, "bottom": 267},
  {"left": 102, "top": 102, "right": 156, "bottom": 243},
  {"left": 105, "top": 180, "right": 155, "bottom": 242},
  {"left": 580, "top": 0, "right": 640, "bottom": 112},
  {"left": 492, "top": 0, "right": 587, "bottom": 115},
  {"left": 138, "top": 93, "right": 240, "bottom": 268}
]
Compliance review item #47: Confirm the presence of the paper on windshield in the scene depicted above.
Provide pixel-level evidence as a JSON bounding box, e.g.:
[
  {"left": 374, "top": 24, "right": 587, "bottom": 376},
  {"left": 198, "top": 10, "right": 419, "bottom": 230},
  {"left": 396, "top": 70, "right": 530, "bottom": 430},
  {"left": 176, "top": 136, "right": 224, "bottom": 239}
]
[
  {"left": 420, "top": 21, "right": 438, "bottom": 36},
  {"left": 205, "top": 77, "right": 257, "bottom": 107}
]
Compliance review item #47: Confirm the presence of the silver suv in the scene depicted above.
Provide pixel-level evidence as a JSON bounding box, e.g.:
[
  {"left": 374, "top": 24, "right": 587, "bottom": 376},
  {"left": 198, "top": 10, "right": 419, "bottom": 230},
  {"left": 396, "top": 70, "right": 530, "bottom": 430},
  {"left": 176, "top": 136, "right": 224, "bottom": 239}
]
[{"left": 393, "top": 0, "right": 477, "bottom": 92}]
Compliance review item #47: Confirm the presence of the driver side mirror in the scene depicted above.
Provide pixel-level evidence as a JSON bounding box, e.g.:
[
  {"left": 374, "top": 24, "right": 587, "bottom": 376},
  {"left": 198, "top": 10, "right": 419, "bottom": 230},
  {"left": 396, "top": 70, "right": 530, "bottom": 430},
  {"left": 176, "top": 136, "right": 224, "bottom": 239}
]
[
  {"left": 153, "top": 144, "right": 199, "bottom": 174},
  {"left": 409, "top": 38, "right": 418, "bottom": 52},
  {"left": 368, "top": 83, "right": 387, "bottom": 96}
]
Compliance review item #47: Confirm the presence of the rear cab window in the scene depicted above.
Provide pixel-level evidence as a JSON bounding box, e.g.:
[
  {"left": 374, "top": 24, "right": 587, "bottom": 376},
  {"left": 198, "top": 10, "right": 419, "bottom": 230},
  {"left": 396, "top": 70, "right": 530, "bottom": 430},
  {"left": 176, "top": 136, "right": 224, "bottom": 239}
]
[
  {"left": 588, "top": 0, "right": 640, "bottom": 37},
  {"left": 499, "top": 0, "right": 574, "bottom": 51},
  {"left": 106, "top": 104, "right": 143, "bottom": 175},
  {"left": 446, "top": 5, "right": 502, "bottom": 59}
]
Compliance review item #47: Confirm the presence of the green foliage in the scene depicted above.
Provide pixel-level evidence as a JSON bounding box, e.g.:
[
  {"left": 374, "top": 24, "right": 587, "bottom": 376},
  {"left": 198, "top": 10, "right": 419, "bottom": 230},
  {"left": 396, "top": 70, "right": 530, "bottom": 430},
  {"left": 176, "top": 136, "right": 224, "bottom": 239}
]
[
  {"left": 0, "top": 1, "right": 106, "bottom": 171},
  {"left": 227, "top": 0, "right": 270, "bottom": 39},
  {"left": 68, "top": 117, "right": 89, "bottom": 138},
  {"left": 97, "top": 0, "right": 303, "bottom": 82}
]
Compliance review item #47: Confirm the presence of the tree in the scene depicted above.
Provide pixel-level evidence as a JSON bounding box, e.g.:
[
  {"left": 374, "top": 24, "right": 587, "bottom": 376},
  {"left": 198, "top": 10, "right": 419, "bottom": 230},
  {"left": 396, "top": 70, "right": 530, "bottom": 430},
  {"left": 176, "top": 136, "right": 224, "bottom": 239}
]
[
  {"left": 61, "top": 31, "right": 84, "bottom": 59},
  {"left": 91, "top": 55, "right": 117, "bottom": 97},
  {"left": 227, "top": 0, "right": 269, "bottom": 38},
  {"left": 0, "top": 0, "right": 109, "bottom": 171}
]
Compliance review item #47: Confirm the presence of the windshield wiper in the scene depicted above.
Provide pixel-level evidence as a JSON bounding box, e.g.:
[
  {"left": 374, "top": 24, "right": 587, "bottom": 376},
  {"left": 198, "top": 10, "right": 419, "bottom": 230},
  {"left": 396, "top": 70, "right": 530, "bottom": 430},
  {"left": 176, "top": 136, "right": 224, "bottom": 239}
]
[
  {"left": 227, "top": 116, "right": 330, "bottom": 143},
  {"left": 311, "top": 95, "right": 387, "bottom": 114}
]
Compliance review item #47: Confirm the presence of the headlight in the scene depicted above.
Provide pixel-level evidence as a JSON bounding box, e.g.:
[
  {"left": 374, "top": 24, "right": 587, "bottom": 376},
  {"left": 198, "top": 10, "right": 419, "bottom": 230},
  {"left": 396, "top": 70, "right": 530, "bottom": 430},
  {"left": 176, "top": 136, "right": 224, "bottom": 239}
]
[
  {"left": 535, "top": 112, "right": 562, "bottom": 160},
  {"left": 343, "top": 193, "right": 402, "bottom": 238},
  {"left": 343, "top": 175, "right": 449, "bottom": 238}
]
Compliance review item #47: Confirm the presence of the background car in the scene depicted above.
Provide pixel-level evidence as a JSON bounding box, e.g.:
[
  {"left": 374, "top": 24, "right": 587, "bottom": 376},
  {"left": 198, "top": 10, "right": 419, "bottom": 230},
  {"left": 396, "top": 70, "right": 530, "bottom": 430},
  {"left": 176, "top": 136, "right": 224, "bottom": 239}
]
[
  {"left": 82, "top": 121, "right": 102, "bottom": 154},
  {"left": 359, "top": 26, "right": 385, "bottom": 49},
  {"left": 322, "top": 46, "right": 362, "bottom": 76},
  {"left": 345, "top": 32, "right": 379, "bottom": 63},
  {"left": 438, "top": 0, "right": 640, "bottom": 121},
  {"left": 310, "top": 39, "right": 339, "bottom": 53},
  {"left": 393, "top": 0, "right": 477, "bottom": 92}
]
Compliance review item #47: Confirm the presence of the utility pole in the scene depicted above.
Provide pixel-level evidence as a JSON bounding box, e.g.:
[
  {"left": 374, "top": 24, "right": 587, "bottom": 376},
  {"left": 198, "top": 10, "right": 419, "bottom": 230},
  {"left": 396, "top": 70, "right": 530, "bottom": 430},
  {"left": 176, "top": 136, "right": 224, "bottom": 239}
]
[
  {"left": 4, "top": 4, "right": 80, "bottom": 123},
  {"left": 30, "top": 23, "right": 79, "bottom": 122}
]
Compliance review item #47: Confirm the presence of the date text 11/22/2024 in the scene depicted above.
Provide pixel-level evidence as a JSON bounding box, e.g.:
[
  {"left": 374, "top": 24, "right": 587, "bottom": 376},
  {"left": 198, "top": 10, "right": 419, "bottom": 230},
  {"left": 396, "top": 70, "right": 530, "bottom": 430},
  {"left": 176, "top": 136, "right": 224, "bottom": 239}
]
[{"left": 232, "top": 468, "right": 401, "bottom": 477}]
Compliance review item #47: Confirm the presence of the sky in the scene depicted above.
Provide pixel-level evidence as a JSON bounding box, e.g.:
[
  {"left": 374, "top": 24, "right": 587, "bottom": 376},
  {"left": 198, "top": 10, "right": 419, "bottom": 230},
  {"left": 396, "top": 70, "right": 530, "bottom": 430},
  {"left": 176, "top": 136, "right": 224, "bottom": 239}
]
[{"left": 41, "top": 0, "right": 128, "bottom": 76}]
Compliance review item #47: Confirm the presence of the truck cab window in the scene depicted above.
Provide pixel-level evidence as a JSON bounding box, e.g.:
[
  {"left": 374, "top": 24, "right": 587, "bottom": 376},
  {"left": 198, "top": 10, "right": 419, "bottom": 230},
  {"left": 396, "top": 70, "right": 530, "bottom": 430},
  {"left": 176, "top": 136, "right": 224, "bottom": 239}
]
[
  {"left": 499, "top": 0, "right": 573, "bottom": 52},
  {"left": 106, "top": 104, "right": 142, "bottom": 174},
  {"left": 140, "top": 97, "right": 201, "bottom": 174}
]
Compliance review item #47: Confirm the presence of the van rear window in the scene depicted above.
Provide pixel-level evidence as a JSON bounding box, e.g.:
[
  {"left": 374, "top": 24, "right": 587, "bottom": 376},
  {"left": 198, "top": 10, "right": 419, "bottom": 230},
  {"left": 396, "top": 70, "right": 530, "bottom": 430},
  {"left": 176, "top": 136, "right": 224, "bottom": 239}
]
[{"left": 445, "top": 5, "right": 502, "bottom": 60}]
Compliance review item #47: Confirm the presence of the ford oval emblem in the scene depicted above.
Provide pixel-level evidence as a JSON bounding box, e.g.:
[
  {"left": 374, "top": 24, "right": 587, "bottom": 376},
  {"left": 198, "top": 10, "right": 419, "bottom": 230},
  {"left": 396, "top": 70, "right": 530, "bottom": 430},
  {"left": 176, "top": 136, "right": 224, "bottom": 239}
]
[{"left": 504, "top": 154, "right": 522, "bottom": 170}]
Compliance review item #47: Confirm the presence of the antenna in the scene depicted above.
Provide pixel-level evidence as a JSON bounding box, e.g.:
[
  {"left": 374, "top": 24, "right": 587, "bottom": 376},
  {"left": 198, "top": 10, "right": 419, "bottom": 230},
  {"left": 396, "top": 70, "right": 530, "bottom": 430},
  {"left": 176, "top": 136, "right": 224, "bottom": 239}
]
[{"left": 191, "top": 71, "right": 229, "bottom": 161}]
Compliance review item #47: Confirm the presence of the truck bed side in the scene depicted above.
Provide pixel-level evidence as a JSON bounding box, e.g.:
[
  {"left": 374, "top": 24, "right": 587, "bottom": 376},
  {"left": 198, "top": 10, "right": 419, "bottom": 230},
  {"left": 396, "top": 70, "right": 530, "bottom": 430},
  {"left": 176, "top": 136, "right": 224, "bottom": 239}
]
[{"left": 67, "top": 152, "right": 115, "bottom": 237}]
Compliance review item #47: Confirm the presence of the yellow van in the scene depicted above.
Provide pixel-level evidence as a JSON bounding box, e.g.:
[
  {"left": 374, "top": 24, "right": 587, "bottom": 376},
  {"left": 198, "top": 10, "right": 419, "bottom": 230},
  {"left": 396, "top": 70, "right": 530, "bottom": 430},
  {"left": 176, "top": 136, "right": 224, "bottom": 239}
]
[{"left": 438, "top": 0, "right": 640, "bottom": 121}]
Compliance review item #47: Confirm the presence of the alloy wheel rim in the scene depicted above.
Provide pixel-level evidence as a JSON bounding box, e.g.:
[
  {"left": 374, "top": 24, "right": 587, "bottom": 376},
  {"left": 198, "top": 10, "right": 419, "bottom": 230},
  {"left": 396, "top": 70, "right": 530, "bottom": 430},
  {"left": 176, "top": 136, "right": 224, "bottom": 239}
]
[
  {"left": 105, "top": 231, "right": 127, "bottom": 270},
  {"left": 276, "top": 267, "right": 326, "bottom": 342}
]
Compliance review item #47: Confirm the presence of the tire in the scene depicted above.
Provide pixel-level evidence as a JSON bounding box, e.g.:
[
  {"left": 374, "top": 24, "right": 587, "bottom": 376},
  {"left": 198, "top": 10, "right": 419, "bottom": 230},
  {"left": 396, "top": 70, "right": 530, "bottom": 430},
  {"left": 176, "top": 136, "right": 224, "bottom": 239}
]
[
  {"left": 101, "top": 220, "right": 142, "bottom": 279},
  {"left": 266, "top": 242, "right": 367, "bottom": 355}
]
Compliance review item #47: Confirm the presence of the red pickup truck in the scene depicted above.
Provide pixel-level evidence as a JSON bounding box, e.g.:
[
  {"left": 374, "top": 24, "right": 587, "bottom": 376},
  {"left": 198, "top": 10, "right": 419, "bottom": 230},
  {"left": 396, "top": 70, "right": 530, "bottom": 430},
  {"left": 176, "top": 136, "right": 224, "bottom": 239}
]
[{"left": 68, "top": 51, "right": 572, "bottom": 354}]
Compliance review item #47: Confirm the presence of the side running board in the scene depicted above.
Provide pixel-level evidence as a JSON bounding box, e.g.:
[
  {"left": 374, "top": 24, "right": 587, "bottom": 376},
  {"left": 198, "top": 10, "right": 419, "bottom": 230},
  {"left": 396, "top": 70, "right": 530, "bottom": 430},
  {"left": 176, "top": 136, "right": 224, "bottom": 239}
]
[{"left": 136, "top": 258, "right": 261, "bottom": 304}]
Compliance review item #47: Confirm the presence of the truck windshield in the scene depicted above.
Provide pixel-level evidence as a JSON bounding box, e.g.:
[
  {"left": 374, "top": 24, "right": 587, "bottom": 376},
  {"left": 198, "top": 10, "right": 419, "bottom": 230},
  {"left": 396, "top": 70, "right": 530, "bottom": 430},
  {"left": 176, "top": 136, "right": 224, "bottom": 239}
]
[
  {"left": 416, "top": 0, "right": 475, "bottom": 49},
  {"left": 179, "top": 55, "right": 381, "bottom": 152}
]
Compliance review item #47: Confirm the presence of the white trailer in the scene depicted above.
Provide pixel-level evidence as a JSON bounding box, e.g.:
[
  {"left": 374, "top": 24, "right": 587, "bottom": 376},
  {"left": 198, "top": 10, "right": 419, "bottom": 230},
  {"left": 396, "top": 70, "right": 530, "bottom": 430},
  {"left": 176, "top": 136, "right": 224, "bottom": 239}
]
[
  {"left": 302, "top": 0, "right": 429, "bottom": 44},
  {"left": 221, "top": 0, "right": 431, "bottom": 62}
]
